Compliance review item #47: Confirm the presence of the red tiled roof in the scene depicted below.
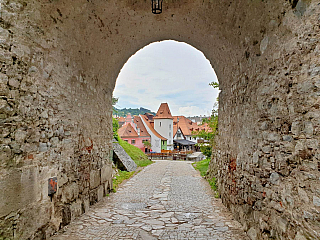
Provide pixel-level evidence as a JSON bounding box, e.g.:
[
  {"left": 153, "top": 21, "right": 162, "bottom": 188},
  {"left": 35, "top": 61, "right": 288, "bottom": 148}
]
[
  {"left": 118, "top": 117, "right": 125, "bottom": 122},
  {"left": 154, "top": 103, "right": 173, "bottom": 119},
  {"left": 140, "top": 115, "right": 167, "bottom": 140},
  {"left": 118, "top": 123, "right": 138, "bottom": 138},
  {"left": 173, "top": 116, "right": 209, "bottom": 136},
  {"left": 134, "top": 116, "right": 150, "bottom": 137}
]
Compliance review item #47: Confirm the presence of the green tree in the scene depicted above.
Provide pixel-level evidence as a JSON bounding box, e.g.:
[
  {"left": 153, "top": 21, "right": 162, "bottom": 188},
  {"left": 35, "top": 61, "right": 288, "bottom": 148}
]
[
  {"left": 112, "top": 97, "right": 119, "bottom": 105},
  {"left": 112, "top": 117, "right": 119, "bottom": 141},
  {"left": 192, "top": 80, "right": 219, "bottom": 158},
  {"left": 143, "top": 140, "right": 151, "bottom": 150},
  {"left": 192, "top": 115, "right": 218, "bottom": 158}
]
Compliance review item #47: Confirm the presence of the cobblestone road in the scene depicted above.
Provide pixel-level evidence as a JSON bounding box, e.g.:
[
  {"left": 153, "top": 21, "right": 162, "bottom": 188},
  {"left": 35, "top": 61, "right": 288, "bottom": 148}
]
[{"left": 51, "top": 160, "right": 248, "bottom": 240}]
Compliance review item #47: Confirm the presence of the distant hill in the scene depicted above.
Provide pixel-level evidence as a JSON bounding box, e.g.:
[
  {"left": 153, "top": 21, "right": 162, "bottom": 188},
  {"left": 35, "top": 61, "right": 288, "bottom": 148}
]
[{"left": 113, "top": 107, "right": 156, "bottom": 117}]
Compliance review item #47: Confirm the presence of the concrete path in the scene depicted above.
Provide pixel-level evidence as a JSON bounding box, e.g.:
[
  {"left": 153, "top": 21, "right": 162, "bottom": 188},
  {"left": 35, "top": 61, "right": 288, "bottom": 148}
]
[{"left": 51, "top": 160, "right": 248, "bottom": 240}]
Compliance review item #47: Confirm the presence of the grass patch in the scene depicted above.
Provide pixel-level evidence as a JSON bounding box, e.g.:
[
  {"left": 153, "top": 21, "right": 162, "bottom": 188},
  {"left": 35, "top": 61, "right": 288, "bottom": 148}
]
[
  {"left": 193, "top": 158, "right": 219, "bottom": 198},
  {"left": 112, "top": 170, "right": 135, "bottom": 192},
  {"left": 192, "top": 158, "right": 210, "bottom": 176},
  {"left": 118, "top": 139, "right": 153, "bottom": 167},
  {"left": 208, "top": 177, "right": 219, "bottom": 198}
]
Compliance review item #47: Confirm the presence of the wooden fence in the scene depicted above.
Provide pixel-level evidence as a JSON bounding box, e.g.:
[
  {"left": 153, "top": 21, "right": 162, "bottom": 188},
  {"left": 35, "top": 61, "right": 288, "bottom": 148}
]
[{"left": 147, "top": 152, "right": 188, "bottom": 161}]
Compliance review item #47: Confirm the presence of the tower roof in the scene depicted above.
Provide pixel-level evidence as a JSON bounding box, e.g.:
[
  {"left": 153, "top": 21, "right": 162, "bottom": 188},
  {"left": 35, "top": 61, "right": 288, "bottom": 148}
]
[{"left": 154, "top": 103, "right": 173, "bottom": 119}]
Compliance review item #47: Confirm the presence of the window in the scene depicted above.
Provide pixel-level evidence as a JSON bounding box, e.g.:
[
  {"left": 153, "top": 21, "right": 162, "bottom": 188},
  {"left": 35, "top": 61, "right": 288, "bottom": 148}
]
[
  {"left": 177, "top": 133, "right": 181, "bottom": 138},
  {"left": 169, "top": 132, "right": 171, "bottom": 137},
  {"left": 125, "top": 140, "right": 128, "bottom": 142},
  {"left": 160, "top": 122, "right": 161, "bottom": 127},
  {"left": 131, "top": 139, "right": 135, "bottom": 144},
  {"left": 169, "top": 124, "right": 171, "bottom": 129}
]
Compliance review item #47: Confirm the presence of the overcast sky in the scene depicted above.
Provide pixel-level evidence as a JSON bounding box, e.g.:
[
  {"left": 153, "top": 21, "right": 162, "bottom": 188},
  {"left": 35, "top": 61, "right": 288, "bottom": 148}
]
[{"left": 113, "top": 40, "right": 219, "bottom": 117}]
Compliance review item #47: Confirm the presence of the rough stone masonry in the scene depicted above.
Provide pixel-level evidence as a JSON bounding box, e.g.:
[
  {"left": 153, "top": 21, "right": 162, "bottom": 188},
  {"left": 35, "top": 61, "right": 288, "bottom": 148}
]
[{"left": 0, "top": 0, "right": 319, "bottom": 239}]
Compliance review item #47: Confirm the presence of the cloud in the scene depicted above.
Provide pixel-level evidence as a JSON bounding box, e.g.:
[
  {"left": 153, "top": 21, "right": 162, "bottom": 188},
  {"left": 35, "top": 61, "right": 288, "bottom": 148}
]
[
  {"left": 113, "top": 40, "right": 219, "bottom": 116},
  {"left": 178, "top": 106, "right": 211, "bottom": 117}
]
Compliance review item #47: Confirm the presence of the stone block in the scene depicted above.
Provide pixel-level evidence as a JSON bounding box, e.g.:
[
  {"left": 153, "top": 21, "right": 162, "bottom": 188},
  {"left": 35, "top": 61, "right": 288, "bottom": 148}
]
[
  {"left": 101, "top": 164, "right": 112, "bottom": 183},
  {"left": 39, "top": 142, "right": 48, "bottom": 152},
  {"left": 82, "top": 197, "right": 90, "bottom": 213},
  {"left": 0, "top": 167, "right": 38, "bottom": 218},
  {"left": 247, "top": 227, "right": 257, "bottom": 240},
  {"left": 294, "top": 231, "right": 307, "bottom": 240},
  {"left": 8, "top": 78, "right": 20, "bottom": 88},
  {"left": 112, "top": 142, "right": 137, "bottom": 172},
  {"left": 298, "top": 188, "right": 309, "bottom": 203},
  {"left": 97, "top": 185, "right": 104, "bottom": 202},
  {"left": 70, "top": 199, "right": 82, "bottom": 221},
  {"left": 90, "top": 170, "right": 101, "bottom": 189},
  {"left": 15, "top": 129, "right": 27, "bottom": 143},
  {"left": 313, "top": 196, "right": 320, "bottom": 207},
  {"left": 61, "top": 182, "right": 79, "bottom": 203}
]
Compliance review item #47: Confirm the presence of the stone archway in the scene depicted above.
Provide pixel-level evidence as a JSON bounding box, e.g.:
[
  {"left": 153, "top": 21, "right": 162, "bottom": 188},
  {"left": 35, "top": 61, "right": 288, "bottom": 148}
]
[{"left": 0, "top": 0, "right": 319, "bottom": 239}]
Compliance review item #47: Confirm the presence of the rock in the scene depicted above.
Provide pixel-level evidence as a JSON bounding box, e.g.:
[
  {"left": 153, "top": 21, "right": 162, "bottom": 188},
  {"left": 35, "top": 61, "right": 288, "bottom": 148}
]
[
  {"left": 277, "top": 217, "right": 287, "bottom": 233},
  {"left": 39, "top": 142, "right": 48, "bottom": 152},
  {"left": 294, "top": 231, "right": 307, "bottom": 240},
  {"left": 252, "top": 151, "right": 259, "bottom": 164},
  {"left": 15, "top": 129, "right": 27, "bottom": 143},
  {"left": 10, "top": 142, "right": 22, "bottom": 154},
  {"left": 0, "top": 27, "right": 9, "bottom": 43},
  {"left": 298, "top": 188, "right": 309, "bottom": 203},
  {"left": 247, "top": 227, "right": 257, "bottom": 240},
  {"left": 262, "top": 145, "right": 271, "bottom": 154},
  {"left": 282, "top": 135, "right": 293, "bottom": 142},
  {"left": 40, "top": 110, "right": 48, "bottom": 119},
  {"left": 291, "top": 121, "right": 301, "bottom": 135},
  {"left": 90, "top": 170, "right": 101, "bottom": 189},
  {"left": 0, "top": 145, "right": 12, "bottom": 161},
  {"left": 303, "top": 121, "right": 313, "bottom": 136},
  {"left": 50, "top": 137, "right": 59, "bottom": 147},
  {"left": 260, "top": 36, "right": 269, "bottom": 54},
  {"left": 270, "top": 172, "right": 280, "bottom": 185},
  {"left": 313, "top": 196, "right": 320, "bottom": 207},
  {"left": 8, "top": 78, "right": 20, "bottom": 88},
  {"left": 28, "top": 66, "right": 38, "bottom": 73}
]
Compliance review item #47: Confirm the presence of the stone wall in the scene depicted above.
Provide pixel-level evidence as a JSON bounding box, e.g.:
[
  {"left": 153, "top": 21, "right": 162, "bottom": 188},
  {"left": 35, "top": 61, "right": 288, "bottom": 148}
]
[
  {"left": 0, "top": 0, "right": 319, "bottom": 239},
  {"left": 213, "top": 1, "right": 320, "bottom": 239},
  {"left": 0, "top": 1, "right": 113, "bottom": 238}
]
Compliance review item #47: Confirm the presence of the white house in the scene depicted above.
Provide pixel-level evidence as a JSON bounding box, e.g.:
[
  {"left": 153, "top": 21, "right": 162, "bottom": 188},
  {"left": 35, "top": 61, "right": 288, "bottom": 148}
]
[
  {"left": 139, "top": 114, "right": 167, "bottom": 153},
  {"left": 153, "top": 103, "right": 174, "bottom": 151}
]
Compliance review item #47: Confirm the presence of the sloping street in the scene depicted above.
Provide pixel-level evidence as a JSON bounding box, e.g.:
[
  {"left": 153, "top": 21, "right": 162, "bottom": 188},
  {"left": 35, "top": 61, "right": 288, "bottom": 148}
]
[{"left": 51, "top": 160, "right": 247, "bottom": 240}]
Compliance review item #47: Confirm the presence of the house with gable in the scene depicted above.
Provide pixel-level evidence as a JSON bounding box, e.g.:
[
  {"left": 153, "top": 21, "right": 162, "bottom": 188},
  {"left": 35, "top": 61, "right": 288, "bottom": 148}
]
[
  {"left": 118, "top": 103, "right": 211, "bottom": 153},
  {"left": 117, "top": 113, "right": 151, "bottom": 152},
  {"left": 139, "top": 114, "right": 167, "bottom": 153},
  {"left": 153, "top": 103, "right": 174, "bottom": 151}
]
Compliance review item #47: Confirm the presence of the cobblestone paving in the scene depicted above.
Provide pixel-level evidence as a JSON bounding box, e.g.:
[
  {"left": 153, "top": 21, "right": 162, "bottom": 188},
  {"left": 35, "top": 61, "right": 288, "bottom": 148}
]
[{"left": 51, "top": 160, "right": 248, "bottom": 240}]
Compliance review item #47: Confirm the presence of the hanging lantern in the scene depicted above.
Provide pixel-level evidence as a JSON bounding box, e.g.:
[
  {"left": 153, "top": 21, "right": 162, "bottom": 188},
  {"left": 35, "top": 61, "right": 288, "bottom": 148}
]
[{"left": 151, "top": 0, "right": 163, "bottom": 14}]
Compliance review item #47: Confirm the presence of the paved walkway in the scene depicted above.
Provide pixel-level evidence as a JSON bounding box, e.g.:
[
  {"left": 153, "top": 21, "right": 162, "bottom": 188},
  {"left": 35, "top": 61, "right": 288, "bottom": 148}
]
[{"left": 51, "top": 160, "right": 248, "bottom": 240}]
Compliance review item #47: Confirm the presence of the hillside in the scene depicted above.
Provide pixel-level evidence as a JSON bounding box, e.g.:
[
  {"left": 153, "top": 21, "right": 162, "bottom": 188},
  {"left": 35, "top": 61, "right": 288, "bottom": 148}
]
[{"left": 113, "top": 107, "right": 155, "bottom": 117}]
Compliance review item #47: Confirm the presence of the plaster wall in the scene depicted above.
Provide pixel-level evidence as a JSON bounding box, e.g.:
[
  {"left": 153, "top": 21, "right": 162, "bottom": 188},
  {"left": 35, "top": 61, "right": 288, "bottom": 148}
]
[
  {"left": 154, "top": 118, "right": 174, "bottom": 150},
  {"left": 140, "top": 115, "right": 162, "bottom": 153}
]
